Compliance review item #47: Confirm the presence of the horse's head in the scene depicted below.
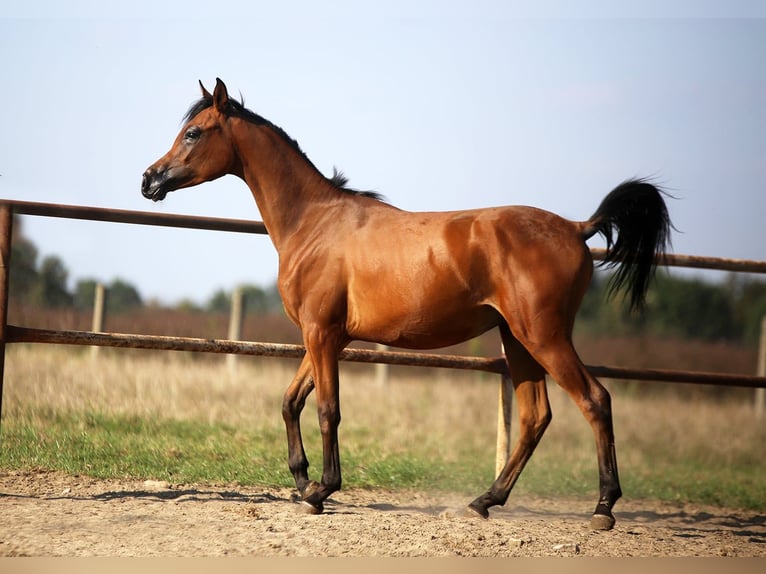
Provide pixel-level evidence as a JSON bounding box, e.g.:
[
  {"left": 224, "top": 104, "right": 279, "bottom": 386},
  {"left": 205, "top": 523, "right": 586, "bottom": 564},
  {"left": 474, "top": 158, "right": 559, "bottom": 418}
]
[{"left": 142, "top": 78, "right": 240, "bottom": 202}]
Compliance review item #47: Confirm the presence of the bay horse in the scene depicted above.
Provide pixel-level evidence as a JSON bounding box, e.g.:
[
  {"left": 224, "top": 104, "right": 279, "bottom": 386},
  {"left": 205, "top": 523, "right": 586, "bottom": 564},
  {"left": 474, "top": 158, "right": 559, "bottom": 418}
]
[{"left": 142, "top": 78, "right": 672, "bottom": 530}]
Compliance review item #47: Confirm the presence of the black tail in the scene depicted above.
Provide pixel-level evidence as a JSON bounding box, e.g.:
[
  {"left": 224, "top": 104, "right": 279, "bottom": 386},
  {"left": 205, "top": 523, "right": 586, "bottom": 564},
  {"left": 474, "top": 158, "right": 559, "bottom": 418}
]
[{"left": 583, "top": 178, "right": 673, "bottom": 312}]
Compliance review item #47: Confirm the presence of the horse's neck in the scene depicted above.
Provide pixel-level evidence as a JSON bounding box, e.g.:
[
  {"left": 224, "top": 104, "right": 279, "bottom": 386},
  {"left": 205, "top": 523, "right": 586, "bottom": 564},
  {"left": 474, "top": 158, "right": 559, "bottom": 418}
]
[{"left": 234, "top": 122, "right": 337, "bottom": 250}]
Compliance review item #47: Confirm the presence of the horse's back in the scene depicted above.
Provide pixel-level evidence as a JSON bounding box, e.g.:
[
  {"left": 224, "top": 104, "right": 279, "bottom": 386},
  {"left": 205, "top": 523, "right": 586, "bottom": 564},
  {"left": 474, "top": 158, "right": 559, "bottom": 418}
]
[{"left": 360, "top": 204, "right": 591, "bottom": 277}]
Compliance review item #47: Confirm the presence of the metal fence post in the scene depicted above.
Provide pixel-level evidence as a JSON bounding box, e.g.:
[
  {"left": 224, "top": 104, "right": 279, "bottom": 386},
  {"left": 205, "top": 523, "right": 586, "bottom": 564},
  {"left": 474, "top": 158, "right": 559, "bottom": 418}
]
[{"left": 0, "top": 204, "right": 13, "bottom": 429}]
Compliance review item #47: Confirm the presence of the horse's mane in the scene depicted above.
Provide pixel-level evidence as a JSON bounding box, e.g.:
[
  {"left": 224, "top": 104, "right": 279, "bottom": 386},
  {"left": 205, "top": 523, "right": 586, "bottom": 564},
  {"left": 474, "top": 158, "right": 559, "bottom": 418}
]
[{"left": 184, "top": 96, "right": 384, "bottom": 201}]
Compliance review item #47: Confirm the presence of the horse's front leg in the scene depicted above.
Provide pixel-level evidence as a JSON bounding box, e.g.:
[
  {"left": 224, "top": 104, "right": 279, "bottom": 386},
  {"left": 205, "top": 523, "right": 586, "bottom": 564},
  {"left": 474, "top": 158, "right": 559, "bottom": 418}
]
[
  {"left": 299, "top": 328, "right": 345, "bottom": 515},
  {"left": 281, "top": 355, "right": 316, "bottom": 497}
]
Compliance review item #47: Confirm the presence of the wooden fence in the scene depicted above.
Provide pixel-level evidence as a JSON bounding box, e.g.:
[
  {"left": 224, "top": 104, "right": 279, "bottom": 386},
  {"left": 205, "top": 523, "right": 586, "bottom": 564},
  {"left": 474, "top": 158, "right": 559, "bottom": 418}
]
[{"left": 1, "top": 199, "right": 765, "bottom": 474}]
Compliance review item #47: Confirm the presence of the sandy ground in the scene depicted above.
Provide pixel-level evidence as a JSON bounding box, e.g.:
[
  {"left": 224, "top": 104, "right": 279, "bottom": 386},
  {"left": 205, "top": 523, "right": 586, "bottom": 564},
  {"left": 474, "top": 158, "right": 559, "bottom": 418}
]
[{"left": 0, "top": 469, "right": 764, "bottom": 557}]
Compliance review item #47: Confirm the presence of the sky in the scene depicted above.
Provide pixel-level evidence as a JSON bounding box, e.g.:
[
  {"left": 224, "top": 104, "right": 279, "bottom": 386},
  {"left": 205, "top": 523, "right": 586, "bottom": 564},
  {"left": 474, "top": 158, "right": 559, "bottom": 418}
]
[{"left": 2, "top": 1, "right": 765, "bottom": 305}]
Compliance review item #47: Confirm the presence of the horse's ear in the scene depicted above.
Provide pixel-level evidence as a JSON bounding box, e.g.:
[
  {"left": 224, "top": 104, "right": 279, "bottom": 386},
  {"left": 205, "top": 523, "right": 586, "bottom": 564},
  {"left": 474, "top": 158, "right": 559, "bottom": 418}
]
[
  {"left": 213, "top": 78, "right": 230, "bottom": 113},
  {"left": 199, "top": 80, "right": 213, "bottom": 100}
]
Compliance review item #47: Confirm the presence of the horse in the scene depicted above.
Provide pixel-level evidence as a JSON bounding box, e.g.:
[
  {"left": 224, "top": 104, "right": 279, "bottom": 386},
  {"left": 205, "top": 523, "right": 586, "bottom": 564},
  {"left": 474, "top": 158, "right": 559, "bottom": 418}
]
[{"left": 142, "top": 78, "right": 672, "bottom": 530}]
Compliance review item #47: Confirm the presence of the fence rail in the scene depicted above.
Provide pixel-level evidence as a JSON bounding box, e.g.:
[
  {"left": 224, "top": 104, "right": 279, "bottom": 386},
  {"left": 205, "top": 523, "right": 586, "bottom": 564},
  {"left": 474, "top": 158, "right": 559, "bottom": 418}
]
[
  {"left": 4, "top": 199, "right": 268, "bottom": 234},
  {"left": 6, "top": 325, "right": 765, "bottom": 389},
  {"left": 1, "top": 198, "right": 765, "bottom": 472}
]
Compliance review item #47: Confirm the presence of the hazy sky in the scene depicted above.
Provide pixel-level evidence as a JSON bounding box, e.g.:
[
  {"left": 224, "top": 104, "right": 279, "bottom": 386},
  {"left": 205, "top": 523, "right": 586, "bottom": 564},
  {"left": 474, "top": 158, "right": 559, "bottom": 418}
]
[{"left": 2, "top": 2, "right": 765, "bottom": 304}]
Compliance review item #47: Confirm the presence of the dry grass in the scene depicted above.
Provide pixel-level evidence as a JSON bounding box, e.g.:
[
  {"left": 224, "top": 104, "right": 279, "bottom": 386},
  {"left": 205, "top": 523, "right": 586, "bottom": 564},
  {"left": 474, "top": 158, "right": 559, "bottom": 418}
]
[
  {"left": 2, "top": 343, "right": 764, "bottom": 507},
  {"left": 3, "top": 345, "right": 500, "bottom": 462}
]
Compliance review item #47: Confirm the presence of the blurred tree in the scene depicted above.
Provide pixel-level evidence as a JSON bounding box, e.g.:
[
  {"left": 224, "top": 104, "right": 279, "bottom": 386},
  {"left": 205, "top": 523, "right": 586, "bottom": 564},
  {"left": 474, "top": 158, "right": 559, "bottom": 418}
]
[
  {"left": 34, "top": 255, "right": 73, "bottom": 308},
  {"left": 241, "top": 284, "right": 270, "bottom": 314},
  {"left": 74, "top": 278, "right": 143, "bottom": 313},
  {"left": 106, "top": 278, "right": 142, "bottom": 313},
  {"left": 647, "top": 274, "right": 735, "bottom": 340},
  {"left": 73, "top": 278, "right": 99, "bottom": 311},
  {"left": 576, "top": 271, "right": 606, "bottom": 323},
  {"left": 9, "top": 215, "right": 40, "bottom": 303},
  {"left": 206, "top": 288, "right": 230, "bottom": 313},
  {"left": 205, "top": 283, "right": 283, "bottom": 314},
  {"left": 728, "top": 274, "right": 766, "bottom": 344},
  {"left": 10, "top": 236, "right": 39, "bottom": 302},
  {"left": 176, "top": 298, "right": 203, "bottom": 312},
  {"left": 576, "top": 270, "right": 759, "bottom": 343}
]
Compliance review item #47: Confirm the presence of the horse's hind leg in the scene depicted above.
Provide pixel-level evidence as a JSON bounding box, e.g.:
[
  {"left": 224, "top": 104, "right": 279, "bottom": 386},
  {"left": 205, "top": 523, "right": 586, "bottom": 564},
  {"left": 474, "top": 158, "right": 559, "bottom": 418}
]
[
  {"left": 525, "top": 336, "right": 622, "bottom": 530},
  {"left": 468, "top": 326, "right": 551, "bottom": 518},
  {"left": 281, "top": 355, "right": 317, "bottom": 497}
]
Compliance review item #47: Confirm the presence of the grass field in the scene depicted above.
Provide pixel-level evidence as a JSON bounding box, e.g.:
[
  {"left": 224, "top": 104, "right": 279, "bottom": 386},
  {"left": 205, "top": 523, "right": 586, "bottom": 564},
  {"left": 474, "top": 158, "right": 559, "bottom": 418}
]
[{"left": 1, "top": 344, "right": 764, "bottom": 509}]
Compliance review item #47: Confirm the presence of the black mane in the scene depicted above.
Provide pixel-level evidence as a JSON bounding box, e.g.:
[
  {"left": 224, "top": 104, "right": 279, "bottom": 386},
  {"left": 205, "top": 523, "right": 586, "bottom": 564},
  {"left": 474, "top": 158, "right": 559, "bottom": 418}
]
[{"left": 184, "top": 95, "right": 384, "bottom": 201}]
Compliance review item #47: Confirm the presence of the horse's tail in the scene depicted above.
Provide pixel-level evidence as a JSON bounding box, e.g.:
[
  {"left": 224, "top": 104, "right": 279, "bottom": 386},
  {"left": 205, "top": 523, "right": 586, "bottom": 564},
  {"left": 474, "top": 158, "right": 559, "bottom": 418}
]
[{"left": 581, "top": 178, "right": 673, "bottom": 312}]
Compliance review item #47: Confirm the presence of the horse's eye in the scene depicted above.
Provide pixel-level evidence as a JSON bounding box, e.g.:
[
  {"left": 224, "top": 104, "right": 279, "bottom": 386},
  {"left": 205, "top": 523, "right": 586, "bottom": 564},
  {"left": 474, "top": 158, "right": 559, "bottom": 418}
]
[{"left": 184, "top": 127, "right": 201, "bottom": 141}]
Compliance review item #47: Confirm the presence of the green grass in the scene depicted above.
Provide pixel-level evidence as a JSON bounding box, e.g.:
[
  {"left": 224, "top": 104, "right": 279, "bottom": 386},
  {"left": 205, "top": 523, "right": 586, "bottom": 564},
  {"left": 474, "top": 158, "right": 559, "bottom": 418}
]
[
  {"left": 516, "top": 444, "right": 765, "bottom": 510},
  {"left": 2, "top": 407, "right": 763, "bottom": 510},
  {"left": 0, "top": 410, "right": 495, "bottom": 492},
  {"left": 1, "top": 412, "right": 290, "bottom": 486}
]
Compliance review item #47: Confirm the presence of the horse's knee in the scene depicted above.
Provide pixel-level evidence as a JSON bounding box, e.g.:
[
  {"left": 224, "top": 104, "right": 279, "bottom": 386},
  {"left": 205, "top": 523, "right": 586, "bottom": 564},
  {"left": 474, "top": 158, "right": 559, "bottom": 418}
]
[
  {"left": 282, "top": 384, "right": 312, "bottom": 424},
  {"left": 281, "top": 393, "right": 299, "bottom": 423},
  {"left": 281, "top": 398, "right": 292, "bottom": 423},
  {"left": 317, "top": 402, "right": 341, "bottom": 432}
]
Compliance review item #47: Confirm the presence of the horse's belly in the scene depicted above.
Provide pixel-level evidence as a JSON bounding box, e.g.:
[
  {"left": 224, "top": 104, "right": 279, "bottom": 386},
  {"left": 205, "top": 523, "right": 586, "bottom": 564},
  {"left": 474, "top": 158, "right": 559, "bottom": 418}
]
[{"left": 348, "top": 303, "right": 500, "bottom": 350}]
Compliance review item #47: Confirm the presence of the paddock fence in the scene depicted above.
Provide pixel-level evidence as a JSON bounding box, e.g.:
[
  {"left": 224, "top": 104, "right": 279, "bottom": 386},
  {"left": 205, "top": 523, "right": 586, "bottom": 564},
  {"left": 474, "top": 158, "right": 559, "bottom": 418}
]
[{"left": 1, "top": 199, "right": 765, "bottom": 474}]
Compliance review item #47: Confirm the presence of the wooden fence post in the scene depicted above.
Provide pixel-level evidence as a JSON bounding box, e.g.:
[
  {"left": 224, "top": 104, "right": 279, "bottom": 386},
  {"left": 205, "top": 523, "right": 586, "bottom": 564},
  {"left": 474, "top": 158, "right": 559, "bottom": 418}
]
[
  {"left": 90, "top": 282, "right": 105, "bottom": 359},
  {"left": 495, "top": 345, "right": 513, "bottom": 477},
  {"left": 0, "top": 204, "right": 13, "bottom": 428},
  {"left": 375, "top": 343, "right": 389, "bottom": 386},
  {"left": 756, "top": 315, "right": 766, "bottom": 421},
  {"left": 227, "top": 286, "right": 244, "bottom": 374},
  {"left": 495, "top": 374, "right": 513, "bottom": 477}
]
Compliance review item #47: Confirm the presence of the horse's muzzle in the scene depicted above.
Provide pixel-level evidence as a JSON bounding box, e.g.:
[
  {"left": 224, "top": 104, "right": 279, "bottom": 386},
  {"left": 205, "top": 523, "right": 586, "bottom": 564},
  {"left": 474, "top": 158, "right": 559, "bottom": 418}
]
[{"left": 141, "top": 170, "right": 169, "bottom": 202}]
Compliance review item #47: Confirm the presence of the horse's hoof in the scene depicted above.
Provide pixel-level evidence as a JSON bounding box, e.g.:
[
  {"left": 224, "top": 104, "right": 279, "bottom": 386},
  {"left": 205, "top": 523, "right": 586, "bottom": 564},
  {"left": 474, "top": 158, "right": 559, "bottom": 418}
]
[
  {"left": 300, "top": 500, "right": 324, "bottom": 515},
  {"left": 463, "top": 504, "right": 489, "bottom": 519},
  {"left": 590, "top": 513, "right": 616, "bottom": 530}
]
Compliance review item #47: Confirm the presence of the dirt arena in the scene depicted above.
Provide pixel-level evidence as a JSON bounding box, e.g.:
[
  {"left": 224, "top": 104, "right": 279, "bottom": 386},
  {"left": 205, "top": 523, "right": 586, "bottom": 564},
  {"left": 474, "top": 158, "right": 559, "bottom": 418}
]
[{"left": 1, "top": 469, "right": 764, "bottom": 557}]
